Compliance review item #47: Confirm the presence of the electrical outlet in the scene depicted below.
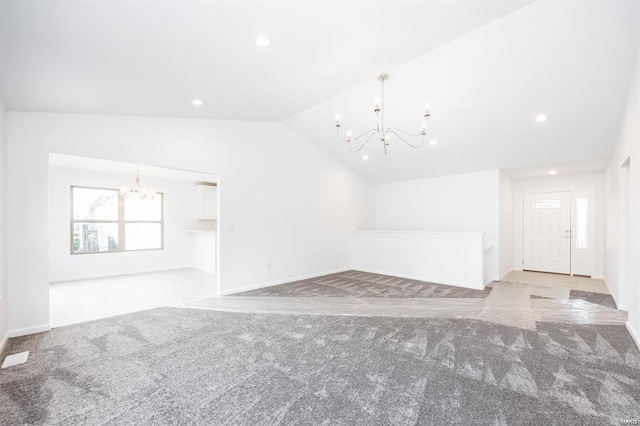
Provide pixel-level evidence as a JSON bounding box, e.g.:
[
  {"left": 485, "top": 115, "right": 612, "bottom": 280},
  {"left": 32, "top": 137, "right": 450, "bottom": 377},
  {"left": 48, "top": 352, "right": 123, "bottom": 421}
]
[
  {"left": 266, "top": 262, "right": 271, "bottom": 271},
  {"left": 227, "top": 224, "right": 235, "bottom": 233}
]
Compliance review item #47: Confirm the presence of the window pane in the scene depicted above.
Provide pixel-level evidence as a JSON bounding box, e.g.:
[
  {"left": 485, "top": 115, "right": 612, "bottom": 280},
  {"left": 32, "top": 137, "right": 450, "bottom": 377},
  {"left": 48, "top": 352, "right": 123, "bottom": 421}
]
[
  {"left": 125, "top": 223, "right": 162, "bottom": 250},
  {"left": 576, "top": 197, "right": 588, "bottom": 249},
  {"left": 124, "top": 194, "right": 162, "bottom": 221},
  {"left": 72, "top": 187, "right": 118, "bottom": 220},
  {"left": 72, "top": 223, "right": 119, "bottom": 253},
  {"left": 532, "top": 199, "right": 561, "bottom": 209}
]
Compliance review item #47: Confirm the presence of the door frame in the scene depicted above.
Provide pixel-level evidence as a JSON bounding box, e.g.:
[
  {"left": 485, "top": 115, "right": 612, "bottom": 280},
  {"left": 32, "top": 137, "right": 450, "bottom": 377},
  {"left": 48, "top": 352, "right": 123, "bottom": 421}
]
[
  {"left": 520, "top": 190, "right": 574, "bottom": 276},
  {"left": 520, "top": 189, "right": 596, "bottom": 277}
]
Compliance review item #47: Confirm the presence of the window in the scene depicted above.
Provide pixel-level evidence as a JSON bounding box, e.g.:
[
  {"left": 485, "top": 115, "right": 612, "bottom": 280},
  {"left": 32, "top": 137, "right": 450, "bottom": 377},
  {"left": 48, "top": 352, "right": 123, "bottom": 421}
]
[
  {"left": 72, "top": 187, "right": 119, "bottom": 253},
  {"left": 531, "top": 199, "right": 561, "bottom": 209},
  {"left": 71, "top": 186, "right": 163, "bottom": 254},
  {"left": 575, "top": 197, "right": 588, "bottom": 249}
]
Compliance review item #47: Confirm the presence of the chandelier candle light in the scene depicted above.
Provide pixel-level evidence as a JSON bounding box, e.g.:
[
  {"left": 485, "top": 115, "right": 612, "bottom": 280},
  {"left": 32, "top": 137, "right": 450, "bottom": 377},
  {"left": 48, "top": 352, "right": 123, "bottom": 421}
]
[
  {"left": 119, "top": 165, "right": 156, "bottom": 201},
  {"left": 335, "top": 73, "right": 431, "bottom": 154}
]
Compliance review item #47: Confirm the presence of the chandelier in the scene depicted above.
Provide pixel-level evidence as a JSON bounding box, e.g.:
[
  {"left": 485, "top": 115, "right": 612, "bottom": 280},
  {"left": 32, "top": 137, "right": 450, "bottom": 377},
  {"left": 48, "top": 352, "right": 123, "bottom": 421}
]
[
  {"left": 119, "top": 165, "right": 156, "bottom": 200},
  {"left": 335, "top": 73, "right": 431, "bottom": 154}
]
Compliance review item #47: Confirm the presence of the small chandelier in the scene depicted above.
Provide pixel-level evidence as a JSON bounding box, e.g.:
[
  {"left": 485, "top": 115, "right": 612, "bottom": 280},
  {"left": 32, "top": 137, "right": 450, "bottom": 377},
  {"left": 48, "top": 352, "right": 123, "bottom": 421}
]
[
  {"left": 335, "top": 73, "right": 431, "bottom": 154},
  {"left": 119, "top": 165, "right": 156, "bottom": 200}
]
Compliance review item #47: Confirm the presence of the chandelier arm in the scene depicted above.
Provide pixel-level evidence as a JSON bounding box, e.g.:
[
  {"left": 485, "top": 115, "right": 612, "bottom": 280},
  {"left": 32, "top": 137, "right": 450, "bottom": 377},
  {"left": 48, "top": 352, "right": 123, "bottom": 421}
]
[
  {"left": 387, "top": 130, "right": 426, "bottom": 149},
  {"left": 386, "top": 126, "right": 426, "bottom": 138},
  {"left": 351, "top": 128, "right": 378, "bottom": 142},
  {"left": 348, "top": 131, "right": 378, "bottom": 153},
  {"left": 336, "top": 127, "right": 378, "bottom": 143},
  {"left": 335, "top": 127, "right": 350, "bottom": 143}
]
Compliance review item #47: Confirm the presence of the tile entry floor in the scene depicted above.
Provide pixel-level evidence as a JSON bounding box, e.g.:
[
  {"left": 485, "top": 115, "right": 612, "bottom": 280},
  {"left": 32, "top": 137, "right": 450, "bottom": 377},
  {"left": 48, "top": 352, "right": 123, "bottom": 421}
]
[
  {"left": 183, "top": 270, "right": 623, "bottom": 331},
  {"left": 49, "top": 268, "right": 216, "bottom": 327},
  {"left": 503, "top": 270, "right": 609, "bottom": 293},
  {"left": 50, "top": 269, "right": 617, "bottom": 332}
]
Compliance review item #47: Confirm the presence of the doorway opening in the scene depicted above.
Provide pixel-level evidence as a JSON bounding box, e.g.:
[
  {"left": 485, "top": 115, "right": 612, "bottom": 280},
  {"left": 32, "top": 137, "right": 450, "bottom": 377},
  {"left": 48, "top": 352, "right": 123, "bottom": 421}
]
[
  {"left": 619, "top": 156, "right": 631, "bottom": 304},
  {"left": 522, "top": 190, "right": 595, "bottom": 276},
  {"left": 48, "top": 153, "right": 219, "bottom": 327}
]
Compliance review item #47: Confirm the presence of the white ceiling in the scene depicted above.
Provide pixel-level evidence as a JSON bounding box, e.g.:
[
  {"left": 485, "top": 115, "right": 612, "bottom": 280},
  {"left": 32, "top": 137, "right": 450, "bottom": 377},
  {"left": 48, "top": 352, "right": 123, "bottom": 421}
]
[
  {"left": 285, "top": 0, "right": 640, "bottom": 183},
  {"left": 502, "top": 158, "right": 610, "bottom": 180},
  {"left": 49, "top": 153, "right": 218, "bottom": 183},
  {"left": 2, "top": 1, "right": 639, "bottom": 185},
  {"left": 0, "top": 0, "right": 532, "bottom": 121}
]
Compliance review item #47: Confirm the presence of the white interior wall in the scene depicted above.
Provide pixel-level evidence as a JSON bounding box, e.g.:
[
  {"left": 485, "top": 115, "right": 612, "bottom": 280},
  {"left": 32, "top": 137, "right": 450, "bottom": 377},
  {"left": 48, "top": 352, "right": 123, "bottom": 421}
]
[
  {"left": 499, "top": 171, "right": 514, "bottom": 278},
  {"left": 605, "top": 52, "right": 639, "bottom": 324},
  {"left": 192, "top": 231, "right": 216, "bottom": 274},
  {"left": 375, "top": 169, "right": 500, "bottom": 284},
  {"left": 6, "top": 112, "right": 375, "bottom": 335},
  {"left": 512, "top": 172, "right": 606, "bottom": 278},
  {"left": 48, "top": 167, "right": 216, "bottom": 282},
  {"left": 351, "top": 230, "right": 485, "bottom": 289},
  {"left": 0, "top": 99, "right": 7, "bottom": 350}
]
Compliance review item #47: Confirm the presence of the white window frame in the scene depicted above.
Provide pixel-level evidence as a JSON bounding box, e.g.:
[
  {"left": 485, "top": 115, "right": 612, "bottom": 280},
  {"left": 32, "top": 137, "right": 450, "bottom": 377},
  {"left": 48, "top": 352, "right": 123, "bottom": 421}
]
[{"left": 70, "top": 185, "right": 164, "bottom": 255}]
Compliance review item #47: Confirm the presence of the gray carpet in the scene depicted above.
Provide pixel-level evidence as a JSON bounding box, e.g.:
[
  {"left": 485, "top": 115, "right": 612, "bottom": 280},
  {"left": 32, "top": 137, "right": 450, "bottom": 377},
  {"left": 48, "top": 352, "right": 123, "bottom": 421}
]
[
  {"left": 2, "top": 307, "right": 640, "bottom": 425},
  {"left": 237, "top": 270, "right": 492, "bottom": 299},
  {"left": 570, "top": 290, "right": 617, "bottom": 309}
]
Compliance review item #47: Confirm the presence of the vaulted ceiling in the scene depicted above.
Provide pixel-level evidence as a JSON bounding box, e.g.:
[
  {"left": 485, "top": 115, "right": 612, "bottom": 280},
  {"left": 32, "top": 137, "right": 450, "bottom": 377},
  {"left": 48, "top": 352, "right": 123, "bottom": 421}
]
[
  {"left": 1, "top": 0, "right": 638, "bottom": 183},
  {"left": 285, "top": 1, "right": 640, "bottom": 182},
  {"left": 0, "top": 0, "right": 532, "bottom": 121}
]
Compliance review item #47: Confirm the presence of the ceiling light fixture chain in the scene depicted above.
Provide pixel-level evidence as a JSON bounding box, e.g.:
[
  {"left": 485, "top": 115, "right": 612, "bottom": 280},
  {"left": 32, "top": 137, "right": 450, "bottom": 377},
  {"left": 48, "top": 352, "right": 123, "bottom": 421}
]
[
  {"left": 119, "top": 165, "right": 156, "bottom": 201},
  {"left": 335, "top": 73, "right": 431, "bottom": 155}
]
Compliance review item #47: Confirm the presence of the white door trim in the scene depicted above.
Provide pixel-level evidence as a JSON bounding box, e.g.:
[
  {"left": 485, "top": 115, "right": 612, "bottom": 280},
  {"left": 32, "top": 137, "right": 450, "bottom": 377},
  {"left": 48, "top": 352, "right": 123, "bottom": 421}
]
[
  {"left": 522, "top": 191, "right": 571, "bottom": 275},
  {"left": 520, "top": 189, "right": 596, "bottom": 277}
]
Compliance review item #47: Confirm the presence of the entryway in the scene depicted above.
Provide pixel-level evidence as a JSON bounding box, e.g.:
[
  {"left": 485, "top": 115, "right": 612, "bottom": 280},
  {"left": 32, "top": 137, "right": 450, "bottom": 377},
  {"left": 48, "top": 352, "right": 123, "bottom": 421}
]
[{"left": 522, "top": 190, "right": 594, "bottom": 276}]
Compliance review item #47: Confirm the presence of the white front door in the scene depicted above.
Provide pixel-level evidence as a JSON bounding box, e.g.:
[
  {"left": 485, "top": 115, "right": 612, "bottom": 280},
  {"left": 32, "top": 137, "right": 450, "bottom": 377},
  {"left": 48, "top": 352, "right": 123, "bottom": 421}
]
[{"left": 523, "top": 192, "right": 571, "bottom": 274}]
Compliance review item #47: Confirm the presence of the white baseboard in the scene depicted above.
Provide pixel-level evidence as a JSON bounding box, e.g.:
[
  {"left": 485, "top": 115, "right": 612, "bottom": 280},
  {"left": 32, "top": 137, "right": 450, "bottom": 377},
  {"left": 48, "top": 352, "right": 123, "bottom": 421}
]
[
  {"left": 220, "top": 267, "right": 352, "bottom": 296},
  {"left": 602, "top": 277, "right": 628, "bottom": 311},
  {"left": 591, "top": 274, "right": 605, "bottom": 280},
  {"left": 352, "top": 267, "right": 485, "bottom": 290},
  {"left": 50, "top": 266, "right": 194, "bottom": 283},
  {"left": 493, "top": 269, "right": 514, "bottom": 282},
  {"left": 512, "top": 267, "right": 523, "bottom": 272},
  {"left": 0, "top": 331, "right": 9, "bottom": 355},
  {"left": 220, "top": 266, "right": 485, "bottom": 295},
  {"left": 626, "top": 321, "right": 640, "bottom": 350},
  {"left": 8, "top": 323, "right": 51, "bottom": 338}
]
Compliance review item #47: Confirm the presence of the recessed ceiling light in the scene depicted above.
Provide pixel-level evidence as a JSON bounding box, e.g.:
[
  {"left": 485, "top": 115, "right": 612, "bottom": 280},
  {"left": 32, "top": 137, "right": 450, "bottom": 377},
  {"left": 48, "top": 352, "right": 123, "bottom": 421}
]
[
  {"left": 548, "top": 169, "right": 558, "bottom": 175},
  {"left": 192, "top": 99, "right": 204, "bottom": 106},
  {"left": 429, "top": 139, "right": 437, "bottom": 147},
  {"left": 254, "top": 36, "right": 272, "bottom": 47},
  {"left": 362, "top": 155, "right": 369, "bottom": 161},
  {"left": 535, "top": 114, "right": 548, "bottom": 122}
]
